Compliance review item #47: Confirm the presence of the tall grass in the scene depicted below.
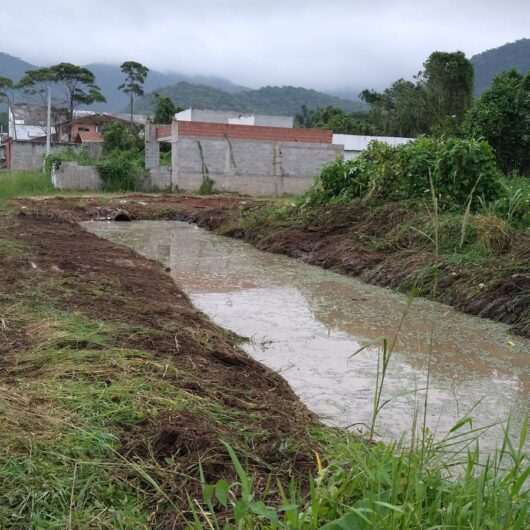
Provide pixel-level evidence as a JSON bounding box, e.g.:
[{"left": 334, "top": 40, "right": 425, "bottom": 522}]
[
  {"left": 0, "top": 170, "right": 55, "bottom": 201},
  {"left": 193, "top": 422, "right": 529, "bottom": 529}
]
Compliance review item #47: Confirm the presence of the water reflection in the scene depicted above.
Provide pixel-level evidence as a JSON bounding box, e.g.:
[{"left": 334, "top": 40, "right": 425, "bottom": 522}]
[{"left": 85, "top": 221, "right": 530, "bottom": 451}]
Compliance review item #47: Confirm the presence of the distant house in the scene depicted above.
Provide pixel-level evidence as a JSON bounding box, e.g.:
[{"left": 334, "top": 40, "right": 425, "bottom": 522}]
[
  {"left": 332, "top": 134, "right": 413, "bottom": 160},
  {"left": 2, "top": 107, "right": 146, "bottom": 170},
  {"left": 8, "top": 104, "right": 68, "bottom": 141},
  {"left": 55, "top": 112, "right": 146, "bottom": 143}
]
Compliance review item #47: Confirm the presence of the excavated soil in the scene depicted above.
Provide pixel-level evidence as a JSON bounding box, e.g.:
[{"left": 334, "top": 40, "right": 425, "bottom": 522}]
[{"left": 0, "top": 209, "right": 316, "bottom": 527}]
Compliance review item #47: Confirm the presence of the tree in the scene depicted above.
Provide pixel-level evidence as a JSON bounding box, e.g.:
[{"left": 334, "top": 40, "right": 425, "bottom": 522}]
[
  {"left": 119, "top": 61, "right": 149, "bottom": 123},
  {"left": 101, "top": 120, "right": 141, "bottom": 155},
  {"left": 294, "top": 105, "right": 369, "bottom": 134},
  {"left": 0, "top": 76, "right": 17, "bottom": 138},
  {"left": 19, "top": 63, "right": 106, "bottom": 140},
  {"left": 360, "top": 51, "right": 474, "bottom": 137},
  {"left": 361, "top": 79, "right": 425, "bottom": 137},
  {"left": 465, "top": 69, "right": 530, "bottom": 175},
  {"left": 153, "top": 94, "right": 180, "bottom": 124},
  {"left": 420, "top": 51, "right": 474, "bottom": 130}
]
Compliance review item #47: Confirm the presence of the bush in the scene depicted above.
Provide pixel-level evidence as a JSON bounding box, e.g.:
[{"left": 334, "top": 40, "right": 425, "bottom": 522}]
[
  {"left": 96, "top": 150, "right": 144, "bottom": 192},
  {"left": 478, "top": 176, "right": 530, "bottom": 229},
  {"left": 434, "top": 138, "right": 500, "bottom": 210},
  {"left": 44, "top": 147, "right": 96, "bottom": 177},
  {"left": 101, "top": 121, "right": 142, "bottom": 156},
  {"left": 303, "top": 137, "right": 501, "bottom": 211}
]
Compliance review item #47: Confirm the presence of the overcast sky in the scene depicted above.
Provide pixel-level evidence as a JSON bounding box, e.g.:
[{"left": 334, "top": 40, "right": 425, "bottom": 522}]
[{"left": 1, "top": 1, "right": 529, "bottom": 93}]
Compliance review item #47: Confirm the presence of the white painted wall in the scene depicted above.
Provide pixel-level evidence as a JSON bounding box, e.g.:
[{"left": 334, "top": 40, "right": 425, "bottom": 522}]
[
  {"left": 174, "top": 108, "right": 293, "bottom": 128},
  {"left": 333, "top": 134, "right": 413, "bottom": 160},
  {"left": 228, "top": 115, "right": 255, "bottom": 125}
]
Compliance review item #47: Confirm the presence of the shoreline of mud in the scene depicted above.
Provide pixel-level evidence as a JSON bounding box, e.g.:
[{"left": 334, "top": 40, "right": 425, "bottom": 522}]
[{"left": 12, "top": 193, "right": 530, "bottom": 340}]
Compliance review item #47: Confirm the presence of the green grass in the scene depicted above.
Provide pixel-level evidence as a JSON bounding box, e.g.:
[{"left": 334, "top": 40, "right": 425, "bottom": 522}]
[
  {"left": 0, "top": 170, "right": 56, "bottom": 202},
  {"left": 192, "top": 421, "right": 530, "bottom": 529}
]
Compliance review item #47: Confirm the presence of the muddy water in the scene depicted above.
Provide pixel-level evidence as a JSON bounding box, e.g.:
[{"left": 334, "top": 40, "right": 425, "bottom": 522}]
[{"left": 85, "top": 221, "right": 530, "bottom": 451}]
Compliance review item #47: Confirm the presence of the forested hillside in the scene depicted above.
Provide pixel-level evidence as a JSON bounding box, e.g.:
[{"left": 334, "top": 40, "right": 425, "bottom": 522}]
[
  {"left": 471, "top": 38, "right": 530, "bottom": 94},
  {"left": 134, "top": 82, "right": 364, "bottom": 116}
]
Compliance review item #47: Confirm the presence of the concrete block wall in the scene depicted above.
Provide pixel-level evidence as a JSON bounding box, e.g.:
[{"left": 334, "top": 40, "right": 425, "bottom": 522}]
[
  {"left": 174, "top": 136, "right": 342, "bottom": 196},
  {"left": 51, "top": 162, "right": 102, "bottom": 190},
  {"left": 145, "top": 122, "right": 161, "bottom": 168},
  {"left": 7, "top": 141, "right": 100, "bottom": 171},
  {"left": 143, "top": 167, "right": 172, "bottom": 191}
]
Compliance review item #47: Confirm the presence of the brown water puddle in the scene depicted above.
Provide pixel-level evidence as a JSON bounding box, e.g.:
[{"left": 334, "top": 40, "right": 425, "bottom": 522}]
[{"left": 85, "top": 221, "right": 530, "bottom": 451}]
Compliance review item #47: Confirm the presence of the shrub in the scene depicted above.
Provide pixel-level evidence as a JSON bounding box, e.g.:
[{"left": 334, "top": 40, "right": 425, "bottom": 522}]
[
  {"left": 96, "top": 150, "right": 143, "bottom": 191},
  {"left": 101, "top": 121, "right": 142, "bottom": 155},
  {"left": 303, "top": 137, "right": 501, "bottom": 211},
  {"left": 433, "top": 138, "right": 500, "bottom": 210},
  {"left": 44, "top": 147, "right": 96, "bottom": 177}
]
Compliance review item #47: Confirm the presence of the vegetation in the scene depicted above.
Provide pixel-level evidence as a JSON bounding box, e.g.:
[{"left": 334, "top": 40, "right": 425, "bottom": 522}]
[
  {"left": 44, "top": 147, "right": 96, "bottom": 178},
  {"left": 97, "top": 121, "right": 145, "bottom": 191},
  {"left": 360, "top": 51, "right": 474, "bottom": 137},
  {"left": 19, "top": 63, "right": 106, "bottom": 137},
  {"left": 465, "top": 69, "right": 530, "bottom": 175},
  {"left": 119, "top": 60, "right": 149, "bottom": 122},
  {"left": 196, "top": 423, "right": 530, "bottom": 529},
  {"left": 134, "top": 82, "right": 364, "bottom": 116},
  {"left": 0, "top": 76, "right": 15, "bottom": 109},
  {"left": 471, "top": 38, "right": 530, "bottom": 95},
  {"left": 295, "top": 105, "right": 370, "bottom": 134},
  {"left": 42, "top": 121, "right": 145, "bottom": 192},
  {"left": 153, "top": 94, "right": 182, "bottom": 124},
  {"left": 302, "top": 138, "right": 500, "bottom": 211},
  {"left": 0, "top": 170, "right": 55, "bottom": 206}
]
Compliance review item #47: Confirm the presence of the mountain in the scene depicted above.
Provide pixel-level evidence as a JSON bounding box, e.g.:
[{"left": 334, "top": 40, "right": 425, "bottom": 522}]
[
  {"left": 0, "top": 52, "right": 38, "bottom": 81},
  {"left": 134, "top": 82, "right": 365, "bottom": 116},
  {"left": 0, "top": 52, "right": 248, "bottom": 112},
  {"left": 82, "top": 63, "right": 249, "bottom": 111},
  {"left": 471, "top": 38, "right": 530, "bottom": 95}
]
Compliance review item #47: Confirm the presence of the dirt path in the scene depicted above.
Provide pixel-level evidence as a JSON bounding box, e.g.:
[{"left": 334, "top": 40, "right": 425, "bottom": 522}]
[{"left": 0, "top": 208, "right": 315, "bottom": 527}]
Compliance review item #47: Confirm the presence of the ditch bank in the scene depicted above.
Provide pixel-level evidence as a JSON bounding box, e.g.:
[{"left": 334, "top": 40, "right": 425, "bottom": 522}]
[
  {"left": 14, "top": 194, "right": 530, "bottom": 339},
  {"left": 0, "top": 209, "right": 316, "bottom": 528}
]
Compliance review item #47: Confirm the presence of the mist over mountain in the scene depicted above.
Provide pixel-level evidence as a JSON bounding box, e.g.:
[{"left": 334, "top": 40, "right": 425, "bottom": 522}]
[
  {"left": 0, "top": 52, "right": 363, "bottom": 115},
  {"left": 2, "top": 37, "right": 529, "bottom": 117}
]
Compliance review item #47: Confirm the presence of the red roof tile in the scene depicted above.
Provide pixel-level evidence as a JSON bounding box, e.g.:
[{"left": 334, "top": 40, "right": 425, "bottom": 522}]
[{"left": 76, "top": 131, "right": 103, "bottom": 143}]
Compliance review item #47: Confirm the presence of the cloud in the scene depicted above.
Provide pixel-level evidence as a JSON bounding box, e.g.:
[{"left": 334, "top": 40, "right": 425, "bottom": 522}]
[{"left": 1, "top": 0, "right": 528, "bottom": 93}]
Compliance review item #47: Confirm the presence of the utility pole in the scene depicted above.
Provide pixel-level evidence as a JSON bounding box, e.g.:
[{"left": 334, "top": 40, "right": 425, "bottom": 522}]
[{"left": 46, "top": 86, "right": 51, "bottom": 155}]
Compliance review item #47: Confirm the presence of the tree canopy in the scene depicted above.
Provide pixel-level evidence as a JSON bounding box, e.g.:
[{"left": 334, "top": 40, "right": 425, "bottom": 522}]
[
  {"left": 153, "top": 95, "right": 182, "bottom": 124},
  {"left": 465, "top": 69, "right": 530, "bottom": 175},
  {"left": 295, "top": 105, "right": 370, "bottom": 134},
  {"left": 360, "top": 51, "right": 474, "bottom": 137},
  {"left": 19, "top": 63, "right": 106, "bottom": 136},
  {"left": 119, "top": 61, "right": 149, "bottom": 122}
]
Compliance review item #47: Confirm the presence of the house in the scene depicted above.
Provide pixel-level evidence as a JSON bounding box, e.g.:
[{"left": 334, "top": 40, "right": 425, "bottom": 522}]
[
  {"left": 55, "top": 112, "right": 146, "bottom": 143},
  {"left": 8, "top": 104, "right": 68, "bottom": 141},
  {"left": 2, "top": 106, "right": 148, "bottom": 170},
  {"left": 175, "top": 109, "right": 294, "bottom": 128},
  {"left": 332, "top": 134, "right": 413, "bottom": 160}
]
